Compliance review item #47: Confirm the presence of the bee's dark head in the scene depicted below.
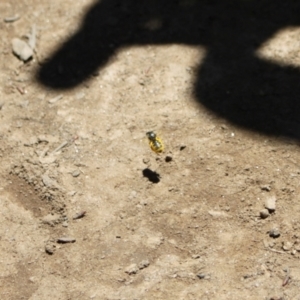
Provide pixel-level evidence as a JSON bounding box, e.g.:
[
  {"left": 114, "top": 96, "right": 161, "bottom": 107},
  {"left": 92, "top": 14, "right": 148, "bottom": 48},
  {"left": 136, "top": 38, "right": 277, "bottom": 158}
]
[{"left": 146, "top": 131, "right": 156, "bottom": 140}]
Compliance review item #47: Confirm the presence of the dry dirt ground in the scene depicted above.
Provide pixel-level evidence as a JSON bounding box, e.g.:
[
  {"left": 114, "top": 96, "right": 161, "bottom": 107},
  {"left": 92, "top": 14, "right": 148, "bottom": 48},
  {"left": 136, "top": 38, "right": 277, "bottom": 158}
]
[{"left": 2, "top": 1, "right": 300, "bottom": 299}]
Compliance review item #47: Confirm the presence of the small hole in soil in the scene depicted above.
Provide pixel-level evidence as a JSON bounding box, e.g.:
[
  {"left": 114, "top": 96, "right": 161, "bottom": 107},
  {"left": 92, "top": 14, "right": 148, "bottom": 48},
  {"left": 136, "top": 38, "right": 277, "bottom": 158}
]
[{"left": 142, "top": 168, "right": 160, "bottom": 183}]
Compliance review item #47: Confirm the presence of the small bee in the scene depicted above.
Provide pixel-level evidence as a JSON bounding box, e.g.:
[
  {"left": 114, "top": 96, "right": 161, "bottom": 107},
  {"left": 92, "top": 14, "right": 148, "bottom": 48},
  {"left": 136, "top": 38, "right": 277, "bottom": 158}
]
[{"left": 146, "top": 131, "right": 164, "bottom": 154}]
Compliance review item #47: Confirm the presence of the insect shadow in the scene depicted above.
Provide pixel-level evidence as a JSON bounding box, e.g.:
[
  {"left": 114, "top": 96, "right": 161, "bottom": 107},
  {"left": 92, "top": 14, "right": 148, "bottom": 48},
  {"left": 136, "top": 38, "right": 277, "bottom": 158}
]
[{"left": 142, "top": 168, "right": 160, "bottom": 184}]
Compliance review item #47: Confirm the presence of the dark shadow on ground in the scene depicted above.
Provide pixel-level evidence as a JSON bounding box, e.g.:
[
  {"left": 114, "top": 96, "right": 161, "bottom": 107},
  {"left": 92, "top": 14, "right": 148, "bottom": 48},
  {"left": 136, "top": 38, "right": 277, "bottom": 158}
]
[
  {"left": 142, "top": 168, "right": 160, "bottom": 183},
  {"left": 37, "top": 0, "right": 300, "bottom": 139}
]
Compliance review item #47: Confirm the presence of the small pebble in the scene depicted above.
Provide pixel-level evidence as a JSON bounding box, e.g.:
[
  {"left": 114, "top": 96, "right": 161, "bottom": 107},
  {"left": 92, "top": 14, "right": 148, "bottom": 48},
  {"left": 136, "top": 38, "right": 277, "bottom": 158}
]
[
  {"left": 42, "top": 174, "right": 58, "bottom": 188},
  {"left": 57, "top": 237, "right": 76, "bottom": 243},
  {"left": 12, "top": 38, "right": 33, "bottom": 61},
  {"left": 260, "top": 209, "right": 270, "bottom": 219},
  {"left": 269, "top": 228, "right": 280, "bottom": 238},
  {"left": 197, "top": 273, "right": 206, "bottom": 279},
  {"left": 72, "top": 170, "right": 80, "bottom": 177},
  {"left": 143, "top": 158, "right": 150, "bottom": 164},
  {"left": 140, "top": 200, "right": 148, "bottom": 206},
  {"left": 265, "top": 196, "right": 276, "bottom": 212},
  {"left": 261, "top": 185, "right": 271, "bottom": 192},
  {"left": 45, "top": 243, "right": 56, "bottom": 255},
  {"left": 269, "top": 241, "right": 275, "bottom": 248},
  {"left": 73, "top": 211, "right": 86, "bottom": 220},
  {"left": 4, "top": 15, "right": 20, "bottom": 23},
  {"left": 243, "top": 274, "right": 252, "bottom": 280},
  {"left": 62, "top": 221, "right": 68, "bottom": 227},
  {"left": 129, "top": 190, "right": 137, "bottom": 199},
  {"left": 282, "top": 241, "right": 293, "bottom": 251}
]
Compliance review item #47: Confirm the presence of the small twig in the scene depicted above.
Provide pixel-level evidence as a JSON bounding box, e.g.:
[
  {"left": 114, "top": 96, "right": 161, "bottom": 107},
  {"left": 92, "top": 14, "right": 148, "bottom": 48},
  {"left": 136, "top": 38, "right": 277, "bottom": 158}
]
[
  {"left": 16, "top": 86, "right": 26, "bottom": 95},
  {"left": 28, "top": 24, "right": 36, "bottom": 49},
  {"left": 268, "top": 248, "right": 286, "bottom": 255},
  {"left": 145, "top": 66, "right": 151, "bottom": 76},
  {"left": 70, "top": 135, "right": 78, "bottom": 143},
  {"left": 48, "top": 94, "right": 63, "bottom": 104},
  {"left": 51, "top": 141, "right": 68, "bottom": 154},
  {"left": 211, "top": 184, "right": 227, "bottom": 188},
  {"left": 226, "top": 187, "right": 248, "bottom": 195},
  {"left": 39, "top": 146, "right": 49, "bottom": 158},
  {"left": 282, "top": 267, "right": 290, "bottom": 287}
]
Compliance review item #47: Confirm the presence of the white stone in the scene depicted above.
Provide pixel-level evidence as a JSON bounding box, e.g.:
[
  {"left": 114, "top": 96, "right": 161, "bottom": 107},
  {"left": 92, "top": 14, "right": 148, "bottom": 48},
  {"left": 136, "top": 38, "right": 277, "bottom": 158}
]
[
  {"left": 265, "top": 196, "right": 276, "bottom": 212},
  {"left": 12, "top": 38, "right": 33, "bottom": 61}
]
